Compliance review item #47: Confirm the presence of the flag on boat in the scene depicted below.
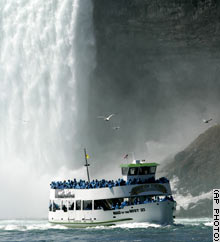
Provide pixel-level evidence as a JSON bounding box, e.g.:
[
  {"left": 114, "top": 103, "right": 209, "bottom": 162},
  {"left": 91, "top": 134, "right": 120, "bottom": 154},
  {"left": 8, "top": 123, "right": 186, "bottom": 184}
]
[
  {"left": 86, "top": 154, "right": 90, "bottom": 159},
  {"left": 124, "top": 154, "right": 128, "bottom": 159}
]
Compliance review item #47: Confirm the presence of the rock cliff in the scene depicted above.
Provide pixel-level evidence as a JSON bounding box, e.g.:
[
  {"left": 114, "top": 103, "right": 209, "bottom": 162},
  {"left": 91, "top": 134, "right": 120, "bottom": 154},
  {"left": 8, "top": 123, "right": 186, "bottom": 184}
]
[{"left": 164, "top": 124, "right": 220, "bottom": 217}]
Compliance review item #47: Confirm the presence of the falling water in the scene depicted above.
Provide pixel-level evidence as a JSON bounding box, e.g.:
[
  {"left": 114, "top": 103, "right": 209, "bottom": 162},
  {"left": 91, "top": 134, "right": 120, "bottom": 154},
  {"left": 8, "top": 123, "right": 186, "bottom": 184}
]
[{"left": 0, "top": 0, "right": 95, "bottom": 218}]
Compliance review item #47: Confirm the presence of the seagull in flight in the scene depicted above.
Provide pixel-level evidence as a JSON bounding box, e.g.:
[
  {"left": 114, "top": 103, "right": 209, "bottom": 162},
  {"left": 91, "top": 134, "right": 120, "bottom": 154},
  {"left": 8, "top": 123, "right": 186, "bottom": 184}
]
[
  {"left": 97, "top": 114, "right": 116, "bottom": 121},
  {"left": 203, "top": 118, "right": 212, "bottom": 124}
]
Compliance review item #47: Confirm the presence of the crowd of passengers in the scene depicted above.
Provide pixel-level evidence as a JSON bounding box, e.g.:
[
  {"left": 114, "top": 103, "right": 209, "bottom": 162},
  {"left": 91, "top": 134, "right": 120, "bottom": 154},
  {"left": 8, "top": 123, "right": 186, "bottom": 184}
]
[
  {"left": 111, "top": 196, "right": 174, "bottom": 210},
  {"left": 50, "top": 177, "right": 169, "bottom": 189}
]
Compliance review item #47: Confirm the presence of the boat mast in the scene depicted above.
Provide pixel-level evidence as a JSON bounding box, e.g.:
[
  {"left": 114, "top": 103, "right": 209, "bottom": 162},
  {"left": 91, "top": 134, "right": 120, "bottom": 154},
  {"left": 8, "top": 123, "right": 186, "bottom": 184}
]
[{"left": 84, "top": 148, "right": 90, "bottom": 183}]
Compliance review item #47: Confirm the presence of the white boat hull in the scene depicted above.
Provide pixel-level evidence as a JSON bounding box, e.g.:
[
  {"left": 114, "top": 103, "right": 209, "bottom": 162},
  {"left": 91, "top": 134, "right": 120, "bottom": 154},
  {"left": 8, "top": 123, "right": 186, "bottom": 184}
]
[{"left": 49, "top": 200, "right": 175, "bottom": 228}]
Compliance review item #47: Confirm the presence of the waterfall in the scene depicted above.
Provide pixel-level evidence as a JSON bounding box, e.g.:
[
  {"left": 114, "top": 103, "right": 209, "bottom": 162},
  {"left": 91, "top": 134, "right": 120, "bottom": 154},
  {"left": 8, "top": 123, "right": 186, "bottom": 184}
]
[
  {"left": 0, "top": 0, "right": 95, "bottom": 218},
  {"left": 0, "top": 0, "right": 95, "bottom": 170}
]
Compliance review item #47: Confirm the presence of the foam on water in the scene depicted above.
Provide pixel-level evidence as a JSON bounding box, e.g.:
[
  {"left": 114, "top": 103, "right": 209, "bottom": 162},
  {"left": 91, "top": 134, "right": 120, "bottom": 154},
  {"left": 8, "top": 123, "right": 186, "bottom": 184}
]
[
  {"left": 0, "top": 218, "right": 212, "bottom": 231},
  {"left": 170, "top": 176, "right": 212, "bottom": 211},
  {"left": 0, "top": 219, "right": 212, "bottom": 242},
  {"left": 86, "top": 218, "right": 212, "bottom": 230},
  {"left": 0, "top": 220, "right": 66, "bottom": 231},
  {"left": 204, "top": 222, "right": 213, "bottom": 227},
  {"left": 87, "top": 222, "right": 162, "bottom": 230},
  {"left": 112, "top": 222, "right": 162, "bottom": 229},
  {"left": 175, "top": 218, "right": 213, "bottom": 227}
]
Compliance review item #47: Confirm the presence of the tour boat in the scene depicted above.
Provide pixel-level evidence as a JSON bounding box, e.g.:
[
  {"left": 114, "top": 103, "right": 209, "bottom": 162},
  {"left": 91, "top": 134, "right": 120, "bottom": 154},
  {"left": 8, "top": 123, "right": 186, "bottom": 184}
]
[{"left": 48, "top": 151, "right": 176, "bottom": 227}]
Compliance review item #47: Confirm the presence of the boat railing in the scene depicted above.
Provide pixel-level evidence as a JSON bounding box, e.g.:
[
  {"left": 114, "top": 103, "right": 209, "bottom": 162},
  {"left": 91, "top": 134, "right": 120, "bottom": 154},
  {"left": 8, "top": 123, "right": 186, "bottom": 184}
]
[{"left": 50, "top": 177, "right": 169, "bottom": 190}]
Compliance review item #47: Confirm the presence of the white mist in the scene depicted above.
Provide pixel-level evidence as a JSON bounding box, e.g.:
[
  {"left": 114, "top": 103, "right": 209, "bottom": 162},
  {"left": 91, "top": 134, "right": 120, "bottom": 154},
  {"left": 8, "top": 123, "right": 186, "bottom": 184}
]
[{"left": 0, "top": 0, "right": 95, "bottom": 219}]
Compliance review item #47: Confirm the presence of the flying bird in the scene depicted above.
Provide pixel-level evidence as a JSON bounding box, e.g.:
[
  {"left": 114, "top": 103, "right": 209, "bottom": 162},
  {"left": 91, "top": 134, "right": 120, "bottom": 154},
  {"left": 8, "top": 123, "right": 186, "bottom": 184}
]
[
  {"left": 97, "top": 114, "right": 116, "bottom": 121},
  {"left": 203, "top": 118, "right": 213, "bottom": 124},
  {"left": 112, "top": 126, "right": 120, "bottom": 130}
]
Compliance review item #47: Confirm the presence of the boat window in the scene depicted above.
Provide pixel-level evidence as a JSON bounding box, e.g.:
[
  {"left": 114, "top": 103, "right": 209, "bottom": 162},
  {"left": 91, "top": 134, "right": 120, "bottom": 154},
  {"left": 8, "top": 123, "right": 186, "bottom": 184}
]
[
  {"left": 62, "top": 203, "right": 67, "bottom": 212},
  {"left": 76, "top": 200, "right": 81, "bottom": 210},
  {"left": 53, "top": 200, "right": 61, "bottom": 211},
  {"left": 128, "top": 167, "right": 138, "bottom": 175},
  {"left": 93, "top": 196, "right": 172, "bottom": 211},
  {"left": 68, "top": 201, "right": 74, "bottom": 210},
  {"left": 94, "top": 200, "right": 112, "bottom": 210},
  {"left": 149, "top": 166, "right": 156, "bottom": 174},
  {"left": 94, "top": 200, "right": 102, "bottom": 210},
  {"left": 122, "top": 167, "right": 129, "bottom": 175},
  {"left": 138, "top": 167, "right": 149, "bottom": 175},
  {"left": 49, "top": 200, "right": 52, "bottom": 211},
  {"left": 83, "top": 200, "right": 92, "bottom": 210}
]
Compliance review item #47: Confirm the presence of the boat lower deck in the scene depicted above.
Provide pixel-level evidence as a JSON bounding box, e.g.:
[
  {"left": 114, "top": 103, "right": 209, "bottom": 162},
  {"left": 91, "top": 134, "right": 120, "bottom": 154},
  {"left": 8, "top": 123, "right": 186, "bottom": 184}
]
[{"left": 49, "top": 200, "right": 175, "bottom": 227}]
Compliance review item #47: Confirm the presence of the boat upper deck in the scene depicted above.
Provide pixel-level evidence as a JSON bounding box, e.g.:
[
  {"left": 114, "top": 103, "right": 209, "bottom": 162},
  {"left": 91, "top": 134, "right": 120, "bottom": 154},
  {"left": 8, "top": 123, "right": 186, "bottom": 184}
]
[
  {"left": 50, "top": 176, "right": 169, "bottom": 190},
  {"left": 49, "top": 160, "right": 172, "bottom": 200}
]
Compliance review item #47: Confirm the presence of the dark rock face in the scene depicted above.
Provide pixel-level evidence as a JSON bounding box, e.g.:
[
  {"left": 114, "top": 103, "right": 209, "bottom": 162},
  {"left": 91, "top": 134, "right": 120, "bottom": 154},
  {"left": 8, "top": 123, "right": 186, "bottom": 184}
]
[
  {"left": 168, "top": 125, "right": 220, "bottom": 195},
  {"left": 82, "top": 0, "right": 220, "bottom": 171},
  {"left": 93, "top": 0, "right": 220, "bottom": 47},
  {"left": 165, "top": 125, "right": 220, "bottom": 217},
  {"left": 74, "top": 0, "right": 220, "bottom": 215}
]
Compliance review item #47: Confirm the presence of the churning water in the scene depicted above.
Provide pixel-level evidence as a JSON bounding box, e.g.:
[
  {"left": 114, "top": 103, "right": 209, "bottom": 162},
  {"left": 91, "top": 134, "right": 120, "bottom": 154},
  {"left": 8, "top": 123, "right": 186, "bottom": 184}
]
[{"left": 0, "top": 218, "right": 213, "bottom": 242}]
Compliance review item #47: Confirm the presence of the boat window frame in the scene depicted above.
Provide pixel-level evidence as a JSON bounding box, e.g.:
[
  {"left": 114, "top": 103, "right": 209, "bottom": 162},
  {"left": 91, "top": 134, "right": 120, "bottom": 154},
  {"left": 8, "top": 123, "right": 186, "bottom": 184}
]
[
  {"left": 83, "top": 200, "right": 92, "bottom": 210},
  {"left": 49, "top": 200, "right": 52, "bottom": 211},
  {"left": 53, "top": 200, "right": 61, "bottom": 211},
  {"left": 121, "top": 167, "right": 129, "bottom": 175},
  {"left": 68, "top": 201, "right": 74, "bottom": 211},
  {"left": 76, "top": 200, "right": 81, "bottom": 210},
  {"left": 61, "top": 200, "right": 68, "bottom": 212},
  {"left": 149, "top": 166, "right": 156, "bottom": 174},
  {"left": 138, "top": 167, "right": 149, "bottom": 175},
  {"left": 128, "top": 167, "right": 138, "bottom": 175}
]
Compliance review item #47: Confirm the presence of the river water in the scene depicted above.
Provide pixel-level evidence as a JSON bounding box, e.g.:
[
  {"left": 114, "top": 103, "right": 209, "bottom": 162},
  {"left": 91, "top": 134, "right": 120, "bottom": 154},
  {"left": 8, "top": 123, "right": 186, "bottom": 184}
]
[{"left": 0, "top": 218, "right": 212, "bottom": 242}]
